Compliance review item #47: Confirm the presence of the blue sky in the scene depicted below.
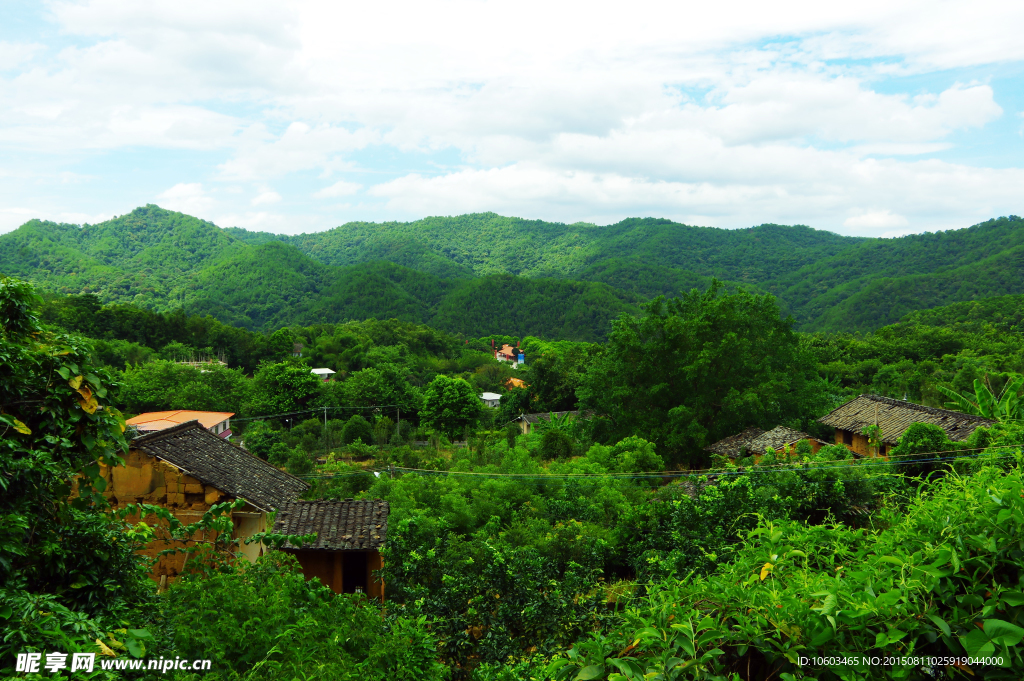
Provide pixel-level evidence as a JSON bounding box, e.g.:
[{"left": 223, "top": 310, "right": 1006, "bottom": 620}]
[{"left": 1, "top": 0, "right": 1022, "bottom": 237}]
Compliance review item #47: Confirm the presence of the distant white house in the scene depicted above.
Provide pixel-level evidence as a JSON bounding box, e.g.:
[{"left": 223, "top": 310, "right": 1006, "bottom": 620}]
[
  {"left": 310, "top": 368, "right": 336, "bottom": 382},
  {"left": 479, "top": 392, "right": 502, "bottom": 408}
]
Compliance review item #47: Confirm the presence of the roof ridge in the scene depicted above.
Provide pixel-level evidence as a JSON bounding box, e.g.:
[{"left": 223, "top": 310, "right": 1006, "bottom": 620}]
[
  {"left": 131, "top": 419, "right": 204, "bottom": 443},
  {"left": 861, "top": 393, "right": 992, "bottom": 422}
]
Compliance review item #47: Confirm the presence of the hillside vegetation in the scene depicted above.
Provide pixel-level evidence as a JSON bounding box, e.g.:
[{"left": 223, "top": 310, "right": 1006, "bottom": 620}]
[
  {"left": 3, "top": 205, "right": 1024, "bottom": 335},
  {"left": 9, "top": 273, "right": 1024, "bottom": 680}
]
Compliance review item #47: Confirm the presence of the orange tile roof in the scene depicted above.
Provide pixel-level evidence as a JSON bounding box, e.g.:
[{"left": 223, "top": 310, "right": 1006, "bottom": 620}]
[
  {"left": 126, "top": 410, "right": 234, "bottom": 431},
  {"left": 505, "top": 377, "right": 528, "bottom": 389}
]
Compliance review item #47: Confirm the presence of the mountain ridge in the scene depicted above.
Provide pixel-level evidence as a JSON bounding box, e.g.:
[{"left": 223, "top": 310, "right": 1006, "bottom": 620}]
[{"left": 3, "top": 205, "right": 1023, "bottom": 337}]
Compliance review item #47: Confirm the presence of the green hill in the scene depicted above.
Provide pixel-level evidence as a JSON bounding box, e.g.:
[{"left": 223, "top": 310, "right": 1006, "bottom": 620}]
[{"left": 3, "top": 205, "right": 1024, "bottom": 336}]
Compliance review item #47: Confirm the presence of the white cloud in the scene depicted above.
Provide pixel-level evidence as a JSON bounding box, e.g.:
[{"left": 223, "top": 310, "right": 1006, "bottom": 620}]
[
  {"left": 0, "top": 206, "right": 113, "bottom": 234},
  {"left": 252, "top": 187, "right": 282, "bottom": 205},
  {"left": 156, "top": 182, "right": 215, "bottom": 216},
  {"left": 0, "top": 41, "right": 45, "bottom": 70},
  {"left": 843, "top": 210, "right": 909, "bottom": 230},
  {"left": 313, "top": 180, "right": 362, "bottom": 198},
  {"left": 0, "top": 206, "right": 43, "bottom": 234},
  {"left": 0, "top": 0, "right": 1023, "bottom": 237}
]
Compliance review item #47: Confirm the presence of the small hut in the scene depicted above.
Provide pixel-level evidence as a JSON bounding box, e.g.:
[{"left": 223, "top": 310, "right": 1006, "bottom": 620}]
[
  {"left": 817, "top": 394, "right": 994, "bottom": 457},
  {"left": 273, "top": 499, "right": 388, "bottom": 599},
  {"left": 705, "top": 425, "right": 827, "bottom": 462}
]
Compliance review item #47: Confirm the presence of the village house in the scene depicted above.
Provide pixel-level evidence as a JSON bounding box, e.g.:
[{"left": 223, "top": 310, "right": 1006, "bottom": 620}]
[
  {"left": 126, "top": 410, "right": 234, "bottom": 438},
  {"left": 310, "top": 367, "right": 336, "bottom": 382},
  {"left": 492, "top": 340, "right": 525, "bottom": 367},
  {"left": 705, "top": 425, "right": 827, "bottom": 462},
  {"left": 100, "top": 421, "right": 309, "bottom": 588},
  {"left": 273, "top": 499, "right": 388, "bottom": 598},
  {"left": 514, "top": 410, "right": 579, "bottom": 435},
  {"left": 817, "top": 394, "right": 995, "bottom": 457},
  {"left": 479, "top": 392, "right": 502, "bottom": 408}
]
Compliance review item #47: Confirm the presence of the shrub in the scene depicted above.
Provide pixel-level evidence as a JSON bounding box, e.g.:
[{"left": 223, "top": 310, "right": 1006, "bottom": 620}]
[
  {"left": 162, "top": 553, "right": 447, "bottom": 680},
  {"left": 286, "top": 448, "right": 314, "bottom": 476},
  {"left": 539, "top": 428, "right": 574, "bottom": 460},
  {"left": 342, "top": 415, "right": 374, "bottom": 446},
  {"left": 242, "top": 421, "right": 284, "bottom": 460}
]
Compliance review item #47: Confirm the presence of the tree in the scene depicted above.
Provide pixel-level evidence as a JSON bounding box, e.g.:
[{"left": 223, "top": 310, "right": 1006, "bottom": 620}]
[
  {"left": 578, "top": 282, "right": 812, "bottom": 466},
  {"left": 119, "top": 360, "right": 249, "bottom": 414},
  {"left": 420, "top": 375, "right": 481, "bottom": 440},
  {"left": 246, "top": 360, "right": 322, "bottom": 416},
  {"left": 341, "top": 364, "right": 420, "bottom": 412},
  {"left": 240, "top": 421, "right": 284, "bottom": 460},
  {"left": 0, "top": 276, "right": 152, "bottom": 651},
  {"left": 374, "top": 416, "right": 395, "bottom": 446},
  {"left": 539, "top": 429, "right": 573, "bottom": 460},
  {"left": 342, "top": 414, "right": 374, "bottom": 446},
  {"left": 938, "top": 375, "right": 1023, "bottom": 422}
]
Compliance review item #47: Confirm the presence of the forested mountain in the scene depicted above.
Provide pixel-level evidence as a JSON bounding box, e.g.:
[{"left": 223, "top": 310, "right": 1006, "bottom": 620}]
[{"left": 3, "top": 204, "right": 1023, "bottom": 336}]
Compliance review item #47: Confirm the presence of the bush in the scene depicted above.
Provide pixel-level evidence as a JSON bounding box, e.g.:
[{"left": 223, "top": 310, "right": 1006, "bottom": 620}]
[
  {"left": 286, "top": 448, "right": 314, "bottom": 476},
  {"left": 268, "top": 442, "right": 291, "bottom": 467},
  {"left": 162, "top": 553, "right": 447, "bottom": 680},
  {"left": 539, "top": 428, "right": 574, "bottom": 460},
  {"left": 342, "top": 415, "right": 374, "bottom": 446},
  {"left": 241, "top": 421, "right": 284, "bottom": 460}
]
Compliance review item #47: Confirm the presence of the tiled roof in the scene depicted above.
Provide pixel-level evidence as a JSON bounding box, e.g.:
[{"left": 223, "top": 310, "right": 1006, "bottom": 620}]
[
  {"left": 127, "top": 410, "right": 233, "bottom": 431},
  {"left": 749, "top": 426, "right": 825, "bottom": 453},
  {"left": 705, "top": 427, "right": 765, "bottom": 458},
  {"left": 131, "top": 421, "right": 308, "bottom": 512},
  {"left": 273, "top": 499, "right": 389, "bottom": 551},
  {"left": 818, "top": 394, "right": 994, "bottom": 444},
  {"left": 706, "top": 425, "right": 825, "bottom": 459}
]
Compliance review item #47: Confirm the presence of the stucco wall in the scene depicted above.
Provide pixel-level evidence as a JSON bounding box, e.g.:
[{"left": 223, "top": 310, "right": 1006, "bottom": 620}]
[
  {"left": 833, "top": 430, "right": 887, "bottom": 457},
  {"left": 100, "top": 448, "right": 265, "bottom": 586}
]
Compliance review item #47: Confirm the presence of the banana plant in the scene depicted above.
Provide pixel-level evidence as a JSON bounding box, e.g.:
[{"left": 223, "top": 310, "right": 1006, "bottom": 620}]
[{"left": 937, "top": 375, "right": 1024, "bottom": 422}]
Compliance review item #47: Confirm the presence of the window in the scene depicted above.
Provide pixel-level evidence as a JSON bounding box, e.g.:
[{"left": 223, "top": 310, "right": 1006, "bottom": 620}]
[{"left": 842, "top": 430, "right": 853, "bottom": 446}]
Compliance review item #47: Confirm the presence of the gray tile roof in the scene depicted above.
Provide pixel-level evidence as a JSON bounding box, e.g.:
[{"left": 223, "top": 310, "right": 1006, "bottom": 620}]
[
  {"left": 273, "top": 499, "right": 389, "bottom": 551},
  {"left": 132, "top": 420, "right": 309, "bottom": 512},
  {"left": 817, "top": 394, "right": 994, "bottom": 444},
  {"left": 706, "top": 425, "right": 825, "bottom": 459},
  {"left": 749, "top": 426, "right": 825, "bottom": 453},
  {"left": 705, "top": 426, "right": 765, "bottom": 458}
]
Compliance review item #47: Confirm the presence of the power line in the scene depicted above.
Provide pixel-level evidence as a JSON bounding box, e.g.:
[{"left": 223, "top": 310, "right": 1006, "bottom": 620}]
[{"left": 230, "top": 404, "right": 404, "bottom": 423}]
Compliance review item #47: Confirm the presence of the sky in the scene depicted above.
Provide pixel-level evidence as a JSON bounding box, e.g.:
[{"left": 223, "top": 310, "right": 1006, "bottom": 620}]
[{"left": 1, "top": 0, "right": 1022, "bottom": 237}]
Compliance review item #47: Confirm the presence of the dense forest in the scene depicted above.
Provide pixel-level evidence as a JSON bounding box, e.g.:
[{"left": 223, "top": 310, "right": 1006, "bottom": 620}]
[
  {"left": 6, "top": 205, "right": 1024, "bottom": 681},
  {"left": 4, "top": 205, "right": 1024, "bottom": 336}
]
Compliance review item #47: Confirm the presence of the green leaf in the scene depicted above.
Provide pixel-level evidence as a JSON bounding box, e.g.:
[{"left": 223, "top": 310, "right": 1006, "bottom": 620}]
[
  {"left": 0, "top": 605, "right": 11, "bottom": 620},
  {"left": 575, "top": 665, "right": 604, "bottom": 680},
  {"left": 128, "top": 628, "right": 155, "bottom": 641},
  {"left": 927, "top": 614, "right": 951, "bottom": 637},
  {"left": 126, "top": 638, "right": 145, "bottom": 658},
  {"left": 961, "top": 629, "right": 996, "bottom": 657},
  {"left": 983, "top": 619, "right": 1024, "bottom": 646},
  {"left": 1001, "top": 591, "right": 1024, "bottom": 607},
  {"left": 57, "top": 367, "right": 70, "bottom": 380},
  {"left": 810, "top": 627, "right": 834, "bottom": 646}
]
